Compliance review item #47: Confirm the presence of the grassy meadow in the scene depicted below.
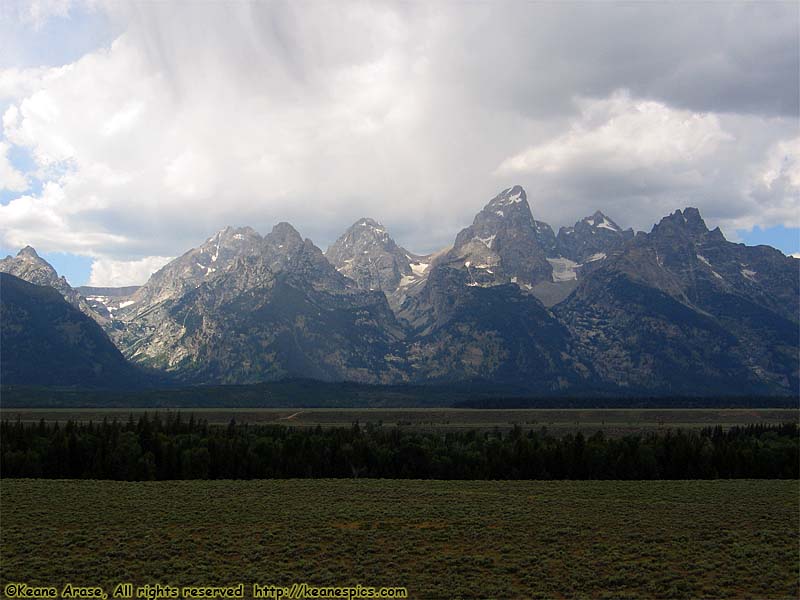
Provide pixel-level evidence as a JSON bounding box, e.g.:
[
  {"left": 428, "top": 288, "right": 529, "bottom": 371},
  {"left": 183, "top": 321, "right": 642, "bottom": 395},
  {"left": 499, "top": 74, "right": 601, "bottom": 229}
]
[
  {"left": 1, "top": 479, "right": 797, "bottom": 599},
  {"left": 2, "top": 407, "right": 796, "bottom": 436}
]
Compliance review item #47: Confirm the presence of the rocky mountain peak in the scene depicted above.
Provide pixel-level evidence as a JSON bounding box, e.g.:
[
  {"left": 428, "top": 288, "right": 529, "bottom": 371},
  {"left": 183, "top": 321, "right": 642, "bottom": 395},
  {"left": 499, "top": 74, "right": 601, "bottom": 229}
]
[
  {"left": 583, "top": 211, "right": 622, "bottom": 231},
  {"left": 533, "top": 220, "right": 558, "bottom": 257},
  {"left": 355, "top": 217, "right": 387, "bottom": 231},
  {"left": 333, "top": 217, "right": 395, "bottom": 247},
  {"left": 708, "top": 226, "right": 726, "bottom": 242},
  {"left": 337, "top": 218, "right": 394, "bottom": 249},
  {"left": 479, "top": 185, "right": 534, "bottom": 224},
  {"left": 456, "top": 185, "right": 535, "bottom": 247},
  {"left": 2, "top": 247, "right": 59, "bottom": 283},
  {"left": 200, "top": 225, "right": 263, "bottom": 256},
  {"left": 129, "top": 225, "right": 266, "bottom": 309},
  {"left": 280, "top": 237, "right": 351, "bottom": 292},
  {"left": 435, "top": 186, "right": 552, "bottom": 289},
  {"left": 554, "top": 210, "right": 634, "bottom": 265},
  {"left": 17, "top": 245, "right": 41, "bottom": 259},
  {"left": 653, "top": 207, "right": 710, "bottom": 238},
  {"left": 265, "top": 222, "right": 303, "bottom": 248},
  {"left": 260, "top": 222, "right": 307, "bottom": 271},
  {"left": 489, "top": 185, "right": 525, "bottom": 204},
  {"left": 326, "top": 217, "right": 416, "bottom": 293}
]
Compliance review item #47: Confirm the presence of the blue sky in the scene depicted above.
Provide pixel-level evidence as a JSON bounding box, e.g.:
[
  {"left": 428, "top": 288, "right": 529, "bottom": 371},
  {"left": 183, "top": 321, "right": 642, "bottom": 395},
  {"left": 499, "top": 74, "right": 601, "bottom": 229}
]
[
  {"left": 737, "top": 225, "right": 800, "bottom": 256},
  {"left": 1, "top": 2, "right": 798, "bottom": 286},
  {"left": 0, "top": 3, "right": 117, "bottom": 70}
]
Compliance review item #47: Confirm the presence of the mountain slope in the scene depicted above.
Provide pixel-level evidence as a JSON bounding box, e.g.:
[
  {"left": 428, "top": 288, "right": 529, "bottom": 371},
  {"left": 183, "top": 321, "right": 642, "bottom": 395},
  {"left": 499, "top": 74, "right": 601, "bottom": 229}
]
[
  {"left": 403, "top": 265, "right": 590, "bottom": 390},
  {"left": 556, "top": 208, "right": 799, "bottom": 394},
  {"left": 394, "top": 188, "right": 591, "bottom": 391},
  {"left": 0, "top": 273, "right": 144, "bottom": 387},
  {"left": 126, "top": 225, "right": 263, "bottom": 311}
]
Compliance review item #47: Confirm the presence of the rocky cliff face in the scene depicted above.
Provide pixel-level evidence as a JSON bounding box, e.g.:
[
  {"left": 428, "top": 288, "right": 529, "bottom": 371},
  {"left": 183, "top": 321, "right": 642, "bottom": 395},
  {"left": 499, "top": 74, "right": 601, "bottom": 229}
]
[
  {"left": 76, "top": 286, "right": 140, "bottom": 322},
  {"left": 526, "top": 211, "right": 635, "bottom": 307},
  {"left": 391, "top": 188, "right": 592, "bottom": 389},
  {"left": 325, "top": 217, "right": 435, "bottom": 311},
  {"left": 432, "top": 186, "right": 553, "bottom": 291},
  {"left": 118, "top": 223, "right": 406, "bottom": 384},
  {"left": 127, "top": 225, "right": 263, "bottom": 310},
  {"left": 327, "top": 218, "right": 411, "bottom": 291},
  {"left": 556, "top": 211, "right": 634, "bottom": 264}
]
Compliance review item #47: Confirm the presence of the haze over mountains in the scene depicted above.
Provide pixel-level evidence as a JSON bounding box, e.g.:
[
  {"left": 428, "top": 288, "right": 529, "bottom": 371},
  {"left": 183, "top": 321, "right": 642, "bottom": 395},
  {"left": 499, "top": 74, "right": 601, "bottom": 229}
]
[{"left": 2, "top": 186, "right": 797, "bottom": 395}]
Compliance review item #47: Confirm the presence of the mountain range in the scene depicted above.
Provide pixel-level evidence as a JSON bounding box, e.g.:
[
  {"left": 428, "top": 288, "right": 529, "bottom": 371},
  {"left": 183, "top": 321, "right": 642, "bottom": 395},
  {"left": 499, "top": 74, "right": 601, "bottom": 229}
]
[{"left": 2, "top": 185, "right": 797, "bottom": 395}]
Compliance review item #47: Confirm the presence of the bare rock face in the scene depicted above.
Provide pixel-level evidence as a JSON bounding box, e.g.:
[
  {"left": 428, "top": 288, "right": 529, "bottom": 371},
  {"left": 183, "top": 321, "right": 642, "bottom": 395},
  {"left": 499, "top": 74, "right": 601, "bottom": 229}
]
[
  {"left": 534, "top": 220, "right": 558, "bottom": 256},
  {"left": 326, "top": 217, "right": 434, "bottom": 310},
  {"left": 556, "top": 211, "right": 634, "bottom": 264},
  {"left": 326, "top": 218, "right": 410, "bottom": 292},
  {"left": 127, "top": 225, "right": 264, "bottom": 310},
  {"left": 388, "top": 186, "right": 593, "bottom": 390},
  {"left": 435, "top": 185, "right": 553, "bottom": 290},
  {"left": 117, "top": 222, "right": 406, "bottom": 384},
  {"left": 400, "top": 263, "right": 589, "bottom": 390}
]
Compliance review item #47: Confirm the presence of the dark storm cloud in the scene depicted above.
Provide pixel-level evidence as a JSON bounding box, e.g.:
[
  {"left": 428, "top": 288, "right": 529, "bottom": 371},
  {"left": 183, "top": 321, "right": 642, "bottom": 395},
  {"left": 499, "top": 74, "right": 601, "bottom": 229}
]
[{"left": 427, "top": 2, "right": 799, "bottom": 118}]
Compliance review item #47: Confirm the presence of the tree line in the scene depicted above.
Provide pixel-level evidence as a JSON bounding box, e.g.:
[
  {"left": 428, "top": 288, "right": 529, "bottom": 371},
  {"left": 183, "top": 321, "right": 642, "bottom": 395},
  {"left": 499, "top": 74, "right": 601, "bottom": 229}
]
[{"left": 1, "top": 414, "right": 797, "bottom": 480}]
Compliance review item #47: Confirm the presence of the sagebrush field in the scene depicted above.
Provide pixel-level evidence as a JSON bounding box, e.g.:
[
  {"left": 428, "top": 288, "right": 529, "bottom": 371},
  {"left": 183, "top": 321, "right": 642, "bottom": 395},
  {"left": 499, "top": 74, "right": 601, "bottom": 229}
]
[
  {"left": 1, "top": 479, "right": 797, "bottom": 599},
  {"left": 3, "top": 407, "right": 795, "bottom": 434}
]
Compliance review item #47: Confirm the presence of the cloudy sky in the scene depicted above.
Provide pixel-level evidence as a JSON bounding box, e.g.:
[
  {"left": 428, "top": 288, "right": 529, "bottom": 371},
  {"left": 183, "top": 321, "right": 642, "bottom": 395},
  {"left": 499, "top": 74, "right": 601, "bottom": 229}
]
[{"left": 1, "top": 0, "right": 798, "bottom": 286}]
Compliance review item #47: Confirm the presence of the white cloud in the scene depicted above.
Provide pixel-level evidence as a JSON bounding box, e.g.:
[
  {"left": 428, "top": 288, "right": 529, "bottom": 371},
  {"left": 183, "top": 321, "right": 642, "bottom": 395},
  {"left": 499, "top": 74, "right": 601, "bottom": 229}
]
[
  {"left": 0, "top": 1, "right": 797, "bottom": 262},
  {"left": 759, "top": 137, "right": 800, "bottom": 192},
  {"left": 0, "top": 181, "right": 128, "bottom": 251},
  {"left": 0, "top": 141, "right": 27, "bottom": 192},
  {"left": 88, "top": 254, "right": 173, "bottom": 286},
  {"left": 494, "top": 91, "right": 799, "bottom": 235},
  {"left": 497, "top": 91, "right": 734, "bottom": 176},
  {"left": 0, "top": 65, "right": 71, "bottom": 101}
]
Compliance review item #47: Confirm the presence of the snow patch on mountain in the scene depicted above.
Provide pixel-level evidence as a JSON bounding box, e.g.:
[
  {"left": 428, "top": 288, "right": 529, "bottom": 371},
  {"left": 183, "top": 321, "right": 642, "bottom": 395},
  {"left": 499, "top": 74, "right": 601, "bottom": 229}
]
[
  {"left": 410, "top": 262, "right": 429, "bottom": 275},
  {"left": 547, "top": 257, "right": 580, "bottom": 282},
  {"left": 741, "top": 268, "right": 757, "bottom": 281}
]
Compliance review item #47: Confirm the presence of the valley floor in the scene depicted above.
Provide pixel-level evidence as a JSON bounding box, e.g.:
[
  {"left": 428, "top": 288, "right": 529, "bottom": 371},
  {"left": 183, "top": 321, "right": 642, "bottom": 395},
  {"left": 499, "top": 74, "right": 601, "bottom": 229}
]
[
  {"left": 3, "top": 407, "right": 796, "bottom": 436},
  {"left": 1, "top": 479, "right": 797, "bottom": 599}
]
